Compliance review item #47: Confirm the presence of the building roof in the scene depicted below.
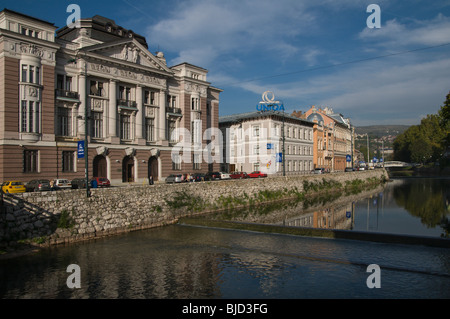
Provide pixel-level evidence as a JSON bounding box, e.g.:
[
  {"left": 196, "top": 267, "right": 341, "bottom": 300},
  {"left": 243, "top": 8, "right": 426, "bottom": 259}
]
[
  {"left": 219, "top": 110, "right": 315, "bottom": 126},
  {"left": 0, "top": 8, "right": 57, "bottom": 27}
]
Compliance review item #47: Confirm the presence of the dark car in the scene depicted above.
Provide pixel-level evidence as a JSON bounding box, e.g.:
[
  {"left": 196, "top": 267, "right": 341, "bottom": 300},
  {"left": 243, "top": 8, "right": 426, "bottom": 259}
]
[
  {"left": 71, "top": 178, "right": 87, "bottom": 189},
  {"left": 91, "top": 177, "right": 110, "bottom": 188},
  {"left": 230, "top": 171, "right": 248, "bottom": 179},
  {"left": 204, "top": 171, "right": 221, "bottom": 181},
  {"left": 25, "top": 179, "right": 51, "bottom": 192},
  {"left": 191, "top": 173, "right": 205, "bottom": 182}
]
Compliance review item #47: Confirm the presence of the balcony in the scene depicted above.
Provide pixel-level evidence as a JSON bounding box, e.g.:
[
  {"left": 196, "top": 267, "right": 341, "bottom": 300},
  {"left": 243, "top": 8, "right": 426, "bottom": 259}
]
[
  {"left": 55, "top": 89, "right": 79, "bottom": 100},
  {"left": 166, "top": 107, "right": 182, "bottom": 116},
  {"left": 117, "top": 99, "right": 138, "bottom": 110}
]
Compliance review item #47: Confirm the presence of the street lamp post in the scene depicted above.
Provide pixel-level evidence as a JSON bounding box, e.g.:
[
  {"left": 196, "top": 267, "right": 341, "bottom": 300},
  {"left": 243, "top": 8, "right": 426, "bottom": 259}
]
[
  {"left": 282, "top": 108, "right": 285, "bottom": 177},
  {"left": 69, "top": 51, "right": 90, "bottom": 198}
]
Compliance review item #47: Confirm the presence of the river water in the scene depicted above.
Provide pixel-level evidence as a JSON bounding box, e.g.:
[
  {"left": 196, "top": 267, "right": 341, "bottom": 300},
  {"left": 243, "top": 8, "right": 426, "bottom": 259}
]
[{"left": 0, "top": 177, "right": 449, "bottom": 299}]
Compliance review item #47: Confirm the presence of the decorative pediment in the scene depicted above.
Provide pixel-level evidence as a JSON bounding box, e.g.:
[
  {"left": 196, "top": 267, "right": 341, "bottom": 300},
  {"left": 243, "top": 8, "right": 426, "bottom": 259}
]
[{"left": 85, "top": 39, "right": 172, "bottom": 74}]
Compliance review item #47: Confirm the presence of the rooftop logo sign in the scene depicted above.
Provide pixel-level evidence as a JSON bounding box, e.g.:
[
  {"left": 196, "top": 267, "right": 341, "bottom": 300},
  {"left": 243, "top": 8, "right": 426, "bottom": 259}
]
[{"left": 256, "top": 91, "right": 285, "bottom": 112}]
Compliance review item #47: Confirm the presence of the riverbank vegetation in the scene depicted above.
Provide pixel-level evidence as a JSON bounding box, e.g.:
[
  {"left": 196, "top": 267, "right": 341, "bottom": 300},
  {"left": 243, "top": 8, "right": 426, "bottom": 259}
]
[
  {"left": 393, "top": 92, "right": 450, "bottom": 166},
  {"left": 164, "top": 175, "right": 387, "bottom": 215}
]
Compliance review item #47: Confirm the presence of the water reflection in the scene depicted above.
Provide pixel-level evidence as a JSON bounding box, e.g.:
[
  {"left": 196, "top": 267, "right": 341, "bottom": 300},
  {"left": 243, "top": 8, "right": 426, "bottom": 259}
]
[
  {"left": 201, "top": 178, "right": 450, "bottom": 238},
  {"left": 1, "top": 178, "right": 449, "bottom": 299},
  {"left": 2, "top": 223, "right": 449, "bottom": 299}
]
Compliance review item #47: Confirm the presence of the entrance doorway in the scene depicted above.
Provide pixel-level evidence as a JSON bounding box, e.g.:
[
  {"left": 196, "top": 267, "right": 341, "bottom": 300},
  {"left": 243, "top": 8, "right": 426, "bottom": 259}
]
[
  {"left": 122, "top": 156, "right": 134, "bottom": 182},
  {"left": 93, "top": 155, "right": 107, "bottom": 178},
  {"left": 148, "top": 156, "right": 158, "bottom": 182}
]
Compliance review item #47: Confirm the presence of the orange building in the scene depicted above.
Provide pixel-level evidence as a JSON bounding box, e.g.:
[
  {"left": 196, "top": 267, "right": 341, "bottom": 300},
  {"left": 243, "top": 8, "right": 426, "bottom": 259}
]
[{"left": 303, "top": 106, "right": 354, "bottom": 172}]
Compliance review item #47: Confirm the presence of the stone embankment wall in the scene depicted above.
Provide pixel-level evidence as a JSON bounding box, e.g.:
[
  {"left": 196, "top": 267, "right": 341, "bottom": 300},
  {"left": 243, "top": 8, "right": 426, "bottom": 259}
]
[{"left": 0, "top": 169, "right": 388, "bottom": 248}]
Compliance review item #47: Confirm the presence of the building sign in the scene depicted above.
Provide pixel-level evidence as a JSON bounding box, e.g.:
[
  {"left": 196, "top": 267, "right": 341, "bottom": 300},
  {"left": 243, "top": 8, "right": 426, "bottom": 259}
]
[
  {"left": 256, "top": 91, "right": 285, "bottom": 112},
  {"left": 276, "top": 152, "right": 283, "bottom": 163},
  {"left": 77, "top": 140, "right": 85, "bottom": 159}
]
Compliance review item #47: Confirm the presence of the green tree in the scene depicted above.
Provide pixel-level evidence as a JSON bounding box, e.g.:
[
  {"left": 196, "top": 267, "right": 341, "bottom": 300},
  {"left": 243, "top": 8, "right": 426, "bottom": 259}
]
[{"left": 394, "top": 91, "right": 450, "bottom": 164}]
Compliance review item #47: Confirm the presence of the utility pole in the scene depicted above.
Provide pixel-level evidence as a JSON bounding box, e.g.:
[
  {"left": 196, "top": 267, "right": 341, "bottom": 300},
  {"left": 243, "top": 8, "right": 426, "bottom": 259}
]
[
  {"left": 282, "top": 109, "right": 285, "bottom": 176},
  {"left": 367, "top": 133, "right": 370, "bottom": 167},
  {"left": 69, "top": 50, "right": 90, "bottom": 197},
  {"left": 84, "top": 54, "right": 90, "bottom": 198}
]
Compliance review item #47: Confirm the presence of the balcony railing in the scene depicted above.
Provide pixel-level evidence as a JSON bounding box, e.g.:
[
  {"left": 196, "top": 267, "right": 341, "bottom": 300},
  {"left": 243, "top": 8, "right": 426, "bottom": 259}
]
[
  {"left": 166, "top": 107, "right": 182, "bottom": 115},
  {"left": 117, "top": 99, "right": 137, "bottom": 109},
  {"left": 55, "top": 89, "right": 79, "bottom": 100}
]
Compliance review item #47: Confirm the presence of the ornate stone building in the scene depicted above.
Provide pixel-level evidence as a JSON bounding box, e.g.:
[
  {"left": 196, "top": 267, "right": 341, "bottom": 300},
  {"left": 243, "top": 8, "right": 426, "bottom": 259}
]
[{"left": 0, "top": 9, "right": 221, "bottom": 184}]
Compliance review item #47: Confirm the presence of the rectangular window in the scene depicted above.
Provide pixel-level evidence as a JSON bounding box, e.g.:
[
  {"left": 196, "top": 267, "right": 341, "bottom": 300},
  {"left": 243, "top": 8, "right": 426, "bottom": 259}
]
[
  {"left": 144, "top": 91, "right": 157, "bottom": 105},
  {"left": 146, "top": 118, "right": 155, "bottom": 142},
  {"left": 167, "top": 95, "right": 177, "bottom": 108},
  {"left": 29, "top": 66, "right": 34, "bottom": 84},
  {"left": 62, "top": 151, "right": 75, "bottom": 172},
  {"left": 21, "top": 101, "right": 27, "bottom": 132},
  {"left": 193, "top": 154, "right": 201, "bottom": 170},
  {"left": 168, "top": 120, "right": 177, "bottom": 143},
  {"left": 35, "top": 102, "right": 40, "bottom": 133},
  {"left": 253, "top": 125, "right": 260, "bottom": 137},
  {"left": 23, "top": 150, "right": 38, "bottom": 173},
  {"left": 58, "top": 108, "right": 72, "bottom": 136},
  {"left": 172, "top": 154, "right": 181, "bottom": 170},
  {"left": 35, "top": 67, "right": 40, "bottom": 84},
  {"left": 119, "top": 86, "right": 131, "bottom": 101},
  {"left": 57, "top": 74, "right": 64, "bottom": 89},
  {"left": 65, "top": 76, "right": 72, "bottom": 91},
  {"left": 92, "top": 112, "right": 103, "bottom": 138},
  {"left": 191, "top": 97, "right": 200, "bottom": 110},
  {"left": 90, "top": 81, "right": 104, "bottom": 97},
  {"left": 120, "top": 114, "right": 130, "bottom": 140},
  {"left": 22, "top": 65, "right": 28, "bottom": 82}
]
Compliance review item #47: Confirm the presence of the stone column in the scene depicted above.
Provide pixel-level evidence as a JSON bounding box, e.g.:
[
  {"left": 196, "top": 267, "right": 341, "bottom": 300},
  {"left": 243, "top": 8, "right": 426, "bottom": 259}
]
[
  {"left": 108, "top": 79, "right": 118, "bottom": 142},
  {"left": 159, "top": 89, "right": 167, "bottom": 144},
  {"left": 78, "top": 74, "right": 86, "bottom": 136},
  {"left": 135, "top": 85, "right": 145, "bottom": 145}
]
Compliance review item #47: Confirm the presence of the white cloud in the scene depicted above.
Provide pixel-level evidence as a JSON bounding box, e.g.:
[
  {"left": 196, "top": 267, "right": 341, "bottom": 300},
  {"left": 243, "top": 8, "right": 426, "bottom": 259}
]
[
  {"left": 359, "top": 14, "right": 450, "bottom": 47},
  {"left": 146, "top": 0, "right": 316, "bottom": 67}
]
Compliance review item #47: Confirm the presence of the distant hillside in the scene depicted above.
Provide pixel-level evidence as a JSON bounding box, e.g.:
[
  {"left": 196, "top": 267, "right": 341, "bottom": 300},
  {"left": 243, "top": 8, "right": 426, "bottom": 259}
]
[{"left": 355, "top": 125, "right": 411, "bottom": 136}]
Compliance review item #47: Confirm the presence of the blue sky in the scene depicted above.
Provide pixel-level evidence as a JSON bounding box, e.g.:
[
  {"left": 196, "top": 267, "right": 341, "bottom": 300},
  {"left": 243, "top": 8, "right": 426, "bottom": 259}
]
[{"left": 3, "top": 0, "right": 450, "bottom": 126}]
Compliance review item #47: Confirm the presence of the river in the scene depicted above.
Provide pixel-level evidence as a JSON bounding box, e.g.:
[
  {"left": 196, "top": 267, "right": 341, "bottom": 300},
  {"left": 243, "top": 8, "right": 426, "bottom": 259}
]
[{"left": 0, "top": 177, "right": 449, "bottom": 299}]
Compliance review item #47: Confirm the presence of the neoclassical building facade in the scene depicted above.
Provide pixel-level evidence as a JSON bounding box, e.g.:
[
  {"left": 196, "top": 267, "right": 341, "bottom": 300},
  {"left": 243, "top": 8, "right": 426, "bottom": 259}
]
[
  {"left": 0, "top": 9, "right": 221, "bottom": 183},
  {"left": 219, "top": 110, "right": 315, "bottom": 175}
]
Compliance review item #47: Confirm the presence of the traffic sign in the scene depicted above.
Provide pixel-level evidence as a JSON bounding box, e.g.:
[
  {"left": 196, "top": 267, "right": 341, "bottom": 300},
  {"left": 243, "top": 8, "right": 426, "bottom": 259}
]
[{"left": 346, "top": 155, "right": 351, "bottom": 162}]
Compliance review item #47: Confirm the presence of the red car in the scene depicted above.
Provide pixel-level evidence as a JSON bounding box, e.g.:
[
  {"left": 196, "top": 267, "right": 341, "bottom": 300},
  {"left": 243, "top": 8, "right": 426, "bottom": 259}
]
[
  {"left": 230, "top": 171, "right": 248, "bottom": 179},
  {"left": 91, "top": 177, "right": 111, "bottom": 188},
  {"left": 248, "top": 171, "right": 267, "bottom": 178}
]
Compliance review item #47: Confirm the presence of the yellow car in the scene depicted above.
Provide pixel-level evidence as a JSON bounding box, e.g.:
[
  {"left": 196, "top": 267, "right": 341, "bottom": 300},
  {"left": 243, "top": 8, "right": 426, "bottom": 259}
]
[{"left": 1, "top": 181, "right": 26, "bottom": 194}]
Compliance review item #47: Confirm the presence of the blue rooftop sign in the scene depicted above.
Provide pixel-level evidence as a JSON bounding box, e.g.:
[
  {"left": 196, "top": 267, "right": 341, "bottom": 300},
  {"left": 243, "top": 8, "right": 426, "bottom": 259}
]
[{"left": 256, "top": 91, "right": 285, "bottom": 112}]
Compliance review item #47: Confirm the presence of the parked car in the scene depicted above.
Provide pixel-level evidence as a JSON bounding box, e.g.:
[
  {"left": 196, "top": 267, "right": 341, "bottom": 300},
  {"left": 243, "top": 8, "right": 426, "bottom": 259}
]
[
  {"left": 71, "top": 178, "right": 87, "bottom": 189},
  {"left": 230, "top": 171, "right": 248, "bottom": 179},
  {"left": 25, "top": 179, "right": 51, "bottom": 192},
  {"left": 54, "top": 178, "right": 72, "bottom": 189},
  {"left": 219, "top": 172, "right": 231, "bottom": 180},
  {"left": 165, "top": 174, "right": 182, "bottom": 184},
  {"left": 248, "top": 171, "right": 267, "bottom": 178},
  {"left": 91, "top": 177, "right": 111, "bottom": 188},
  {"left": 313, "top": 168, "right": 324, "bottom": 174},
  {"left": 1, "top": 181, "right": 26, "bottom": 193},
  {"left": 191, "top": 173, "right": 205, "bottom": 182},
  {"left": 204, "top": 171, "right": 221, "bottom": 181},
  {"left": 345, "top": 167, "right": 354, "bottom": 172}
]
